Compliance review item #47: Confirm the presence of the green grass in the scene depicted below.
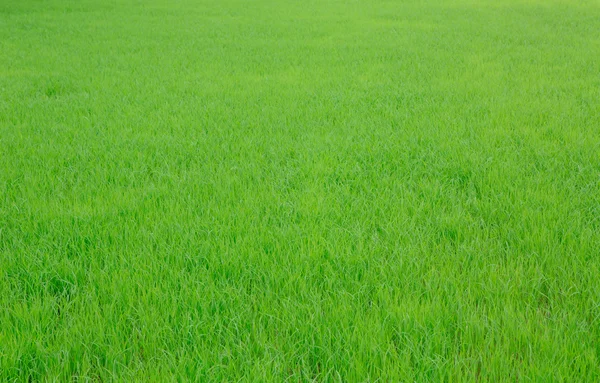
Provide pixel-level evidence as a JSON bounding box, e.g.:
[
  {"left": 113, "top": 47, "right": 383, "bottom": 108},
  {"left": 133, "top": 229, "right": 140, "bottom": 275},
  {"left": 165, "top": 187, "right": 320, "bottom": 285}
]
[{"left": 1, "top": 0, "right": 600, "bottom": 380}]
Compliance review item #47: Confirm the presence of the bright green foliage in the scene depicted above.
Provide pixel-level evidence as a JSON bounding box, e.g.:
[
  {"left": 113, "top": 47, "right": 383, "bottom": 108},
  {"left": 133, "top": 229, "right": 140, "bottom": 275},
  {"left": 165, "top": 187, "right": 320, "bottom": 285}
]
[{"left": 1, "top": 0, "right": 600, "bottom": 381}]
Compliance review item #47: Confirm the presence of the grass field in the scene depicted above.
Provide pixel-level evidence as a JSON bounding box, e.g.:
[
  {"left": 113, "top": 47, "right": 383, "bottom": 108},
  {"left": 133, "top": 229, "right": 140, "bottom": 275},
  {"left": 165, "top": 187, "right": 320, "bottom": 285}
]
[{"left": 1, "top": 0, "right": 600, "bottom": 380}]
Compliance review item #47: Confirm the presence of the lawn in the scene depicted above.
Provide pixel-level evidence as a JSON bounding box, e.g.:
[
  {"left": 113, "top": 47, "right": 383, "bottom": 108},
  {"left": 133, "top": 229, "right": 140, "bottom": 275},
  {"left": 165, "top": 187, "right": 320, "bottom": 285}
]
[{"left": 1, "top": 0, "right": 600, "bottom": 380}]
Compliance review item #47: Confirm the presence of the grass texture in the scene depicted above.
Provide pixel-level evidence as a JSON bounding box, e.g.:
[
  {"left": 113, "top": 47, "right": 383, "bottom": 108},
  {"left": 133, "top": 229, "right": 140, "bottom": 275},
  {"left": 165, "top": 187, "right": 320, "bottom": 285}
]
[{"left": 1, "top": 0, "right": 600, "bottom": 380}]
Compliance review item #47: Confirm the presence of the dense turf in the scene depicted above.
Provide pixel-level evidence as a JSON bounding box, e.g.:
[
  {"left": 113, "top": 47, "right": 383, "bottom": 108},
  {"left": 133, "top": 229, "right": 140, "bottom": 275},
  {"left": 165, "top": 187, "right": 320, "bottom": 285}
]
[{"left": 1, "top": 0, "right": 600, "bottom": 380}]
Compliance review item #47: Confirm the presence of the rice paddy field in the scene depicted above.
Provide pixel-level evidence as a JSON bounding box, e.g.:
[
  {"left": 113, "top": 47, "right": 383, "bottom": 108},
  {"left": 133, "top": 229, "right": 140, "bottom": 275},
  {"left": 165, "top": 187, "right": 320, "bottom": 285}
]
[{"left": 1, "top": 0, "right": 600, "bottom": 380}]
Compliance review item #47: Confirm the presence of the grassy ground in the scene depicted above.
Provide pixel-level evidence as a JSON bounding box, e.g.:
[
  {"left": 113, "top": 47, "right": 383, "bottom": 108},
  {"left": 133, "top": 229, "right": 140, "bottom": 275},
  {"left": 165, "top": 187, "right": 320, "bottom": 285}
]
[{"left": 1, "top": 0, "right": 600, "bottom": 380}]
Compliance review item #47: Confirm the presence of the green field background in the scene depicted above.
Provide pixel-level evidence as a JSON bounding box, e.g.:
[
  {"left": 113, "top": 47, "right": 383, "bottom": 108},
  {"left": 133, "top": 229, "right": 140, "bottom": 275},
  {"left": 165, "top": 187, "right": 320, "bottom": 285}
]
[{"left": 1, "top": 0, "right": 600, "bottom": 380}]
